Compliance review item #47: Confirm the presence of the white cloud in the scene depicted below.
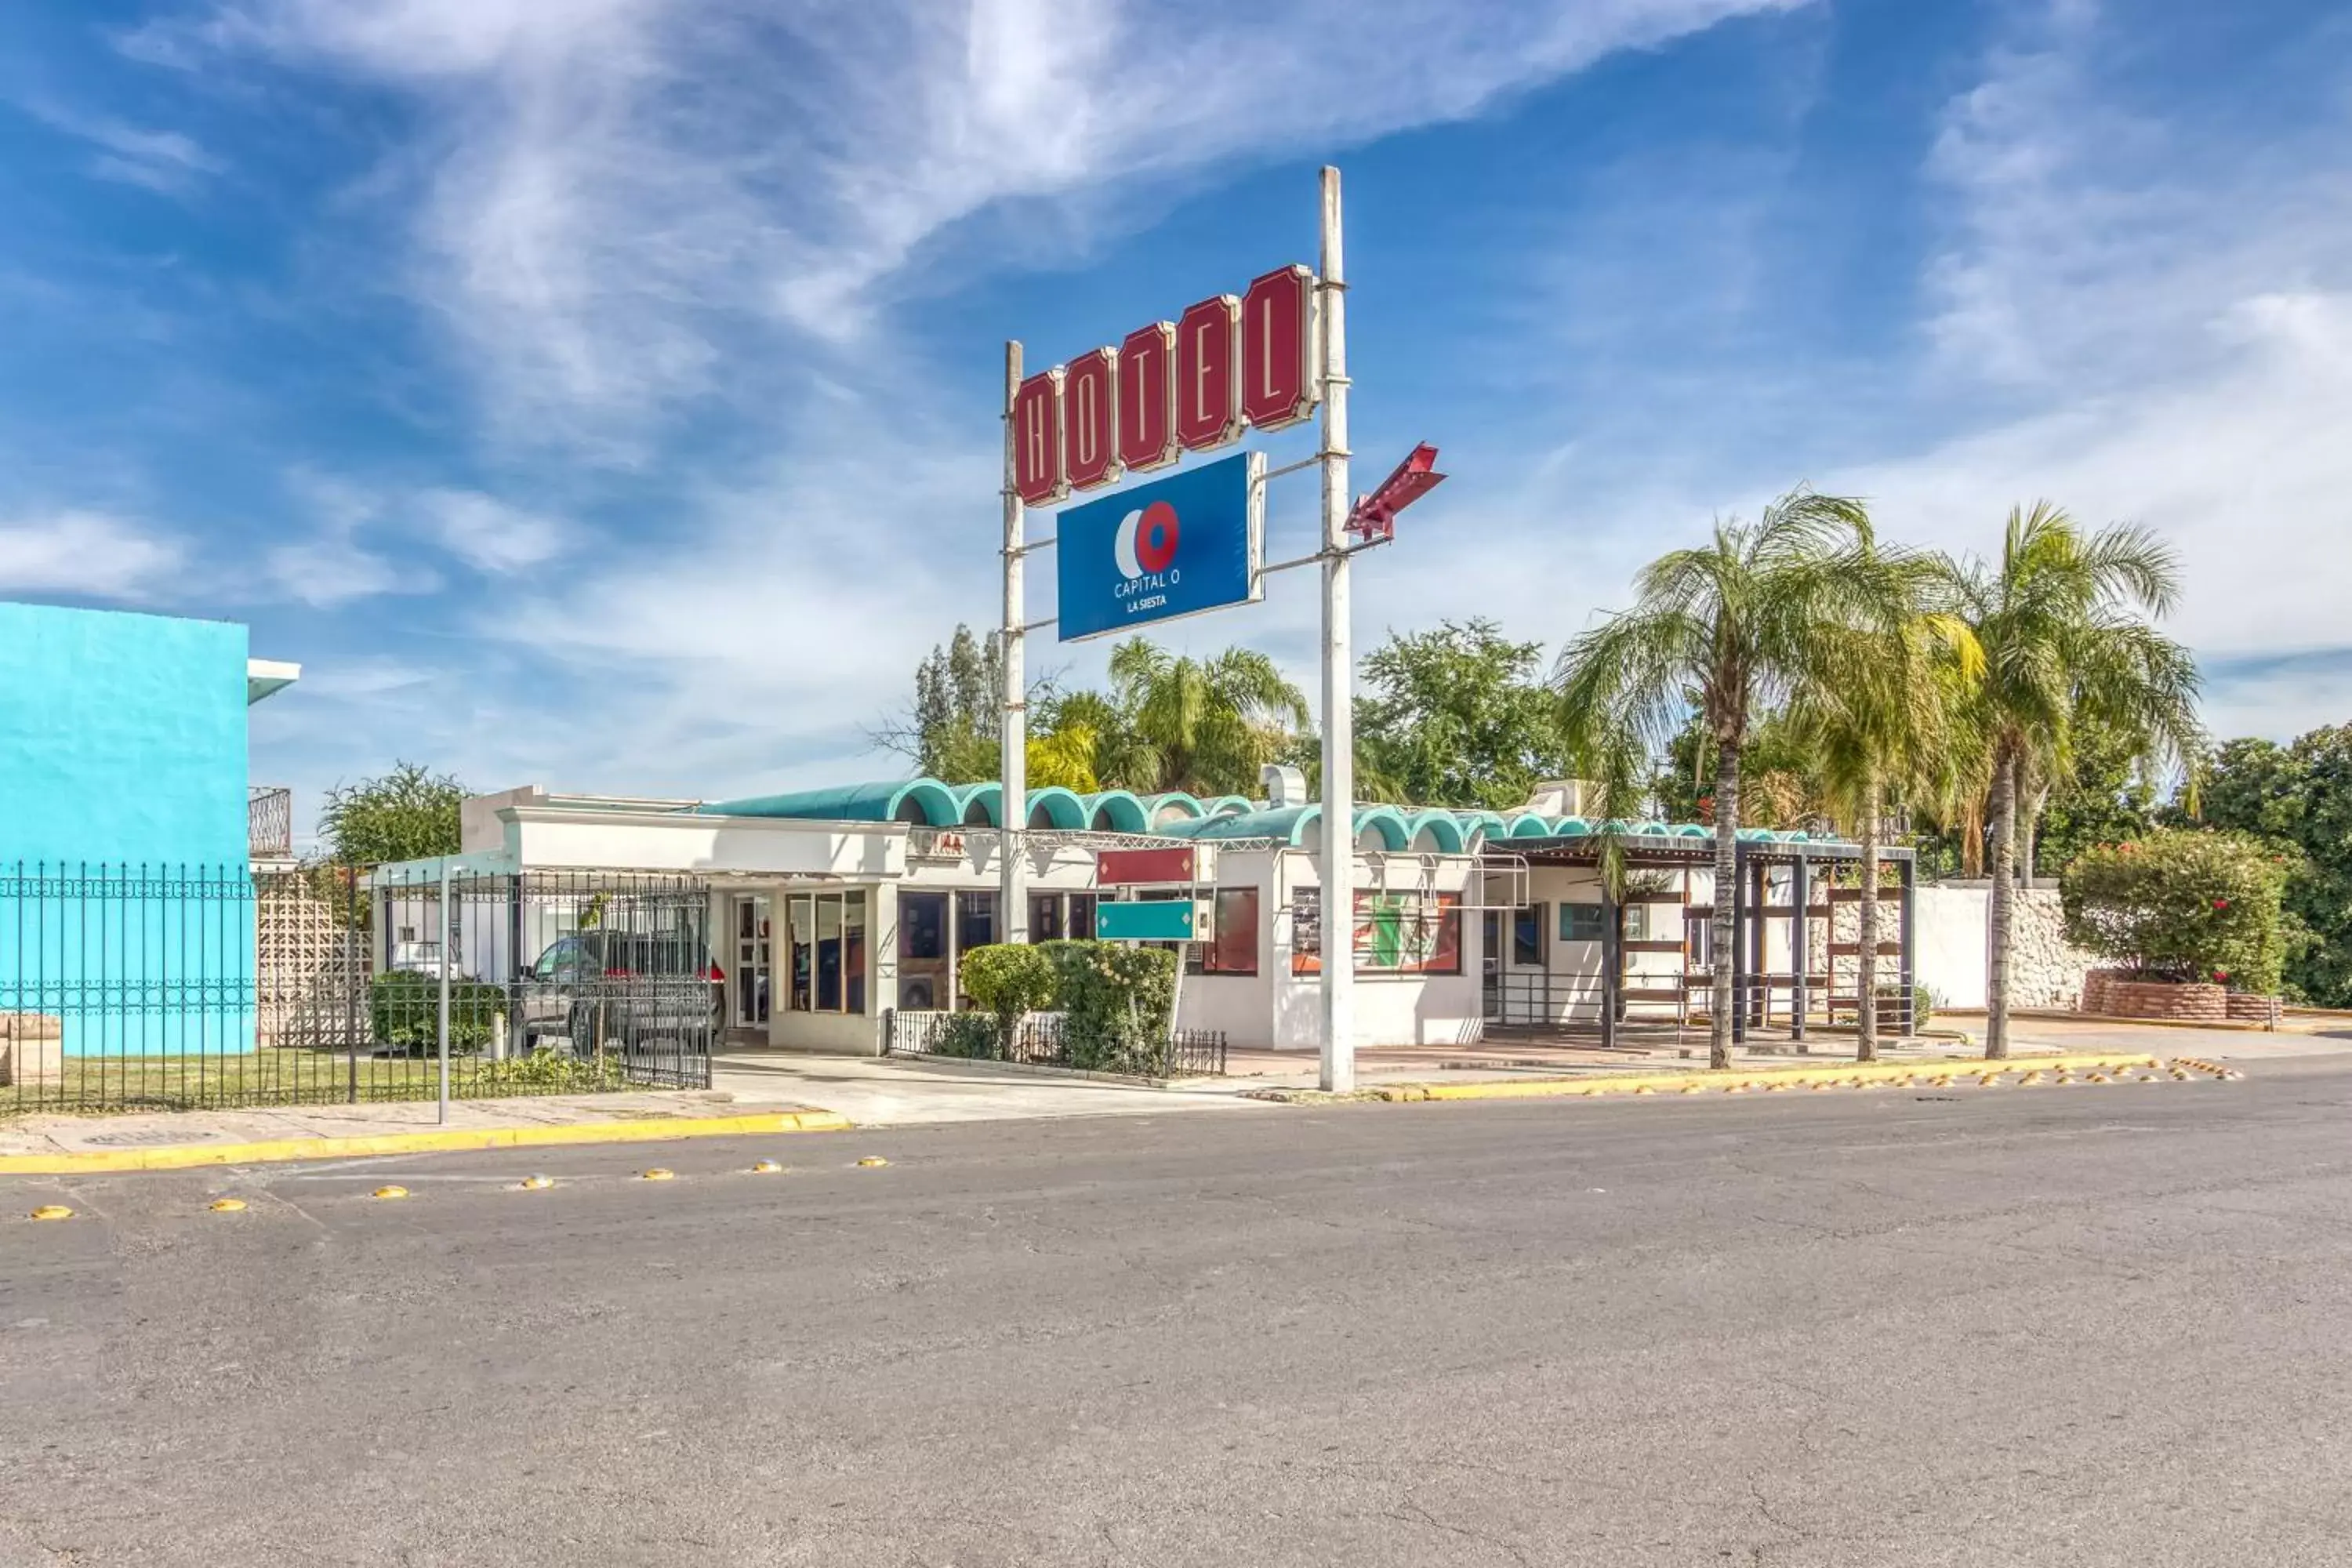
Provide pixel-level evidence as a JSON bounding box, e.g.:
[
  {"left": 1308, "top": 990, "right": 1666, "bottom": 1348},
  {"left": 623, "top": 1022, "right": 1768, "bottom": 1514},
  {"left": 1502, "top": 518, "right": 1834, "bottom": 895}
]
[
  {"left": 5, "top": 96, "right": 223, "bottom": 196},
  {"left": 157, "top": 0, "right": 1807, "bottom": 453},
  {"left": 421, "top": 488, "right": 572, "bottom": 573},
  {"left": 261, "top": 470, "right": 425, "bottom": 608},
  {"left": 0, "top": 510, "right": 184, "bottom": 600}
]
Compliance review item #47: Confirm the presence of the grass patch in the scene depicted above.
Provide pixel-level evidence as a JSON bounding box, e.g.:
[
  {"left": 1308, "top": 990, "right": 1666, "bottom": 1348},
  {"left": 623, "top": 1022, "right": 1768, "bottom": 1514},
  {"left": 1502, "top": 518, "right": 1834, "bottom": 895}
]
[{"left": 5, "top": 1047, "right": 652, "bottom": 1115}]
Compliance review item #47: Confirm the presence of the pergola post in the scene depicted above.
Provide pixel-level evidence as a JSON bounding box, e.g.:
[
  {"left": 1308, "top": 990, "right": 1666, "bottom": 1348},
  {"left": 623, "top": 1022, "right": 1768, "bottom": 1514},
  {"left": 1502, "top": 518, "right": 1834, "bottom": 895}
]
[
  {"left": 1599, "top": 877, "right": 1619, "bottom": 1051},
  {"left": 1898, "top": 851, "right": 1918, "bottom": 1036},
  {"left": 1791, "top": 855, "right": 1809, "bottom": 1049},
  {"left": 1730, "top": 842, "right": 1749, "bottom": 1047},
  {"left": 1748, "top": 855, "right": 1769, "bottom": 1030}
]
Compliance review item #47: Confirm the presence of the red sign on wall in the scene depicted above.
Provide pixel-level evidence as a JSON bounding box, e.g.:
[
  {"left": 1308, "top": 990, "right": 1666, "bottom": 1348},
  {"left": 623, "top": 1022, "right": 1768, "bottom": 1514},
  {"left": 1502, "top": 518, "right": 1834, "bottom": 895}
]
[
  {"left": 1014, "top": 267, "right": 1318, "bottom": 506},
  {"left": 1097, "top": 845, "right": 1197, "bottom": 886}
]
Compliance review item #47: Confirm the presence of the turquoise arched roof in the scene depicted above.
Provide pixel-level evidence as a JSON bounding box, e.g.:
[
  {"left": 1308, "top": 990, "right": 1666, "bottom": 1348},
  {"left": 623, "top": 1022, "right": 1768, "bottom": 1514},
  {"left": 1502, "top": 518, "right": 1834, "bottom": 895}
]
[
  {"left": 1352, "top": 805, "right": 1413, "bottom": 851},
  {"left": 1506, "top": 813, "right": 1553, "bottom": 838},
  {"left": 1632, "top": 820, "right": 1669, "bottom": 837},
  {"left": 1454, "top": 811, "right": 1511, "bottom": 844},
  {"left": 955, "top": 782, "right": 1001, "bottom": 825},
  {"left": 1552, "top": 816, "right": 1593, "bottom": 837},
  {"left": 1408, "top": 811, "right": 1468, "bottom": 853},
  {"left": 1675, "top": 823, "right": 1708, "bottom": 838},
  {"left": 1142, "top": 792, "right": 1206, "bottom": 826},
  {"left": 695, "top": 779, "right": 962, "bottom": 826},
  {"left": 1163, "top": 806, "right": 1314, "bottom": 844},
  {"left": 1737, "top": 826, "right": 1773, "bottom": 841},
  {"left": 1200, "top": 794, "right": 1254, "bottom": 818},
  {"left": 1080, "top": 790, "right": 1149, "bottom": 833},
  {"left": 1024, "top": 786, "right": 1088, "bottom": 829}
]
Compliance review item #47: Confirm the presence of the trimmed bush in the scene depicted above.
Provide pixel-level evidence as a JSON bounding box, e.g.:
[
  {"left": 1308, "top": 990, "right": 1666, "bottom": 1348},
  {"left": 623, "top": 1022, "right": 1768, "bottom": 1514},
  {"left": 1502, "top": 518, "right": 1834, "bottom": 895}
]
[
  {"left": 2060, "top": 829, "right": 2292, "bottom": 994},
  {"left": 371, "top": 971, "right": 505, "bottom": 1054},
  {"left": 959, "top": 942, "right": 1061, "bottom": 1057},
  {"left": 931, "top": 1011, "right": 1004, "bottom": 1060},
  {"left": 467, "top": 1045, "right": 628, "bottom": 1095},
  {"left": 1039, "top": 940, "right": 1178, "bottom": 1073}
]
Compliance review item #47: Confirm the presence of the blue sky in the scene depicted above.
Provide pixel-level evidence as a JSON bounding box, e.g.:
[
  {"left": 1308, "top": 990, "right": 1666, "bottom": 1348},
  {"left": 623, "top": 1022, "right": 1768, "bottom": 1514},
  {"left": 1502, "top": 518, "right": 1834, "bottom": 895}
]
[{"left": 4, "top": 0, "right": 2349, "bottom": 836}]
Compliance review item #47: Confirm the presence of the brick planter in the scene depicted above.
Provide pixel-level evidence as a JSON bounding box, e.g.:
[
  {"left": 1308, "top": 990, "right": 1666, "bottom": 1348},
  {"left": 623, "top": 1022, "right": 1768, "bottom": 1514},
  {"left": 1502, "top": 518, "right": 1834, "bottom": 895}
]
[
  {"left": 0, "top": 1013, "right": 64, "bottom": 1087},
  {"left": 2081, "top": 970, "right": 2226, "bottom": 1022},
  {"left": 2080, "top": 971, "right": 2281, "bottom": 1025},
  {"left": 2226, "top": 991, "right": 2283, "bottom": 1026}
]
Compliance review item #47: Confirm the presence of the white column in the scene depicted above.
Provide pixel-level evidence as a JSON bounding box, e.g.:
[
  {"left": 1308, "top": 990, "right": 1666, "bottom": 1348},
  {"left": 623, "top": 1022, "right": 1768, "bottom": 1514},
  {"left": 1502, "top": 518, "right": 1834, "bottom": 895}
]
[
  {"left": 1000, "top": 340, "right": 1029, "bottom": 947},
  {"left": 1316, "top": 165, "right": 1354, "bottom": 1093}
]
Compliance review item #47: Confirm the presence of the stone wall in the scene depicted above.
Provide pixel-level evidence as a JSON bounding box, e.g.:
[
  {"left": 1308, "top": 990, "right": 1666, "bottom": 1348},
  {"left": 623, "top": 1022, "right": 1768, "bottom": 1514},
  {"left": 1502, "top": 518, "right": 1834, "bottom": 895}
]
[{"left": 2006, "top": 887, "right": 2100, "bottom": 1010}]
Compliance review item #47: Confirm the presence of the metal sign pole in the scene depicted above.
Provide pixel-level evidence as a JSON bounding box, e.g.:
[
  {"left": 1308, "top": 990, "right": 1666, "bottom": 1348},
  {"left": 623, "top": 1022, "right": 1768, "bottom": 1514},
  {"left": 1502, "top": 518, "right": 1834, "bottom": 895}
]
[
  {"left": 436, "top": 859, "right": 452, "bottom": 1125},
  {"left": 1316, "top": 165, "right": 1354, "bottom": 1093},
  {"left": 1000, "top": 340, "right": 1029, "bottom": 951}
]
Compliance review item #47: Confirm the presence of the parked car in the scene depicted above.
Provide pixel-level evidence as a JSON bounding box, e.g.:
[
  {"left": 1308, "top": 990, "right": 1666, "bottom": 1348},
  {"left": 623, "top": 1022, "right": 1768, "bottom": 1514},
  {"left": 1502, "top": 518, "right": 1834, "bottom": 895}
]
[
  {"left": 516, "top": 930, "right": 724, "bottom": 1065},
  {"left": 385, "top": 941, "right": 476, "bottom": 981}
]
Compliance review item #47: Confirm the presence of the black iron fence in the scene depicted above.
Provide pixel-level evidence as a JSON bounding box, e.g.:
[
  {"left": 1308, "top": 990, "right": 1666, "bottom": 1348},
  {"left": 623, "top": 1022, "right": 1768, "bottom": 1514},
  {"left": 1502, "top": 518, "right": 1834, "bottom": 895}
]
[
  {"left": 885, "top": 1007, "right": 1228, "bottom": 1078},
  {"left": 1, "top": 862, "right": 713, "bottom": 1114}
]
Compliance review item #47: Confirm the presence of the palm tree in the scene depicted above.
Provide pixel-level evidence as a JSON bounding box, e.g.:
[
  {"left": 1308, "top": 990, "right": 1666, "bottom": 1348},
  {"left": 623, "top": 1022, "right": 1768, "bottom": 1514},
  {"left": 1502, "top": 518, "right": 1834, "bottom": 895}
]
[
  {"left": 1556, "top": 488, "right": 1880, "bottom": 1070},
  {"left": 1788, "top": 555, "right": 1981, "bottom": 1061},
  {"left": 1950, "top": 503, "right": 2201, "bottom": 1059},
  {"left": 1105, "top": 639, "right": 1310, "bottom": 796}
]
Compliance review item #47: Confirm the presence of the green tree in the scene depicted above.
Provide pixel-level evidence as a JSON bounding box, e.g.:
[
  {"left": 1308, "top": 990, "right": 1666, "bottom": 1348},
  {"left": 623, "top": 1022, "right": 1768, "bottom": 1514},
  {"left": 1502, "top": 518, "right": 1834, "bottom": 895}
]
[
  {"left": 1785, "top": 554, "right": 1980, "bottom": 1061},
  {"left": 318, "top": 762, "right": 466, "bottom": 866},
  {"left": 1353, "top": 619, "right": 1567, "bottom": 810},
  {"left": 2060, "top": 829, "right": 2292, "bottom": 994},
  {"left": 1105, "top": 638, "right": 1308, "bottom": 796},
  {"left": 2027, "top": 710, "right": 2168, "bottom": 879},
  {"left": 1555, "top": 488, "right": 1880, "bottom": 1070},
  {"left": 898, "top": 626, "right": 1003, "bottom": 782},
  {"left": 2197, "top": 727, "right": 2352, "bottom": 1004},
  {"left": 1947, "top": 504, "right": 2201, "bottom": 1058},
  {"left": 959, "top": 942, "right": 1060, "bottom": 1057},
  {"left": 1657, "top": 710, "right": 1824, "bottom": 829}
]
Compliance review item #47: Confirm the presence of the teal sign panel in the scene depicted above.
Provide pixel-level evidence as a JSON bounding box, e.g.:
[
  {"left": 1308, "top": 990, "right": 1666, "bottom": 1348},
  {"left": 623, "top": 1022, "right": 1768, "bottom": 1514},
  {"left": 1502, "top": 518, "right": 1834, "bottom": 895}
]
[{"left": 1095, "top": 900, "right": 1207, "bottom": 942}]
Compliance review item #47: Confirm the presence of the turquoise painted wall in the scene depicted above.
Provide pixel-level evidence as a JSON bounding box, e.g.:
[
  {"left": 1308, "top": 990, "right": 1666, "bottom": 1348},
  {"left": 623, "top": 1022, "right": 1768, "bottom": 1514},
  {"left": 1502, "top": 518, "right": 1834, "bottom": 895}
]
[
  {"left": 0, "top": 602, "right": 250, "bottom": 866},
  {"left": 0, "top": 604, "right": 256, "bottom": 1058}
]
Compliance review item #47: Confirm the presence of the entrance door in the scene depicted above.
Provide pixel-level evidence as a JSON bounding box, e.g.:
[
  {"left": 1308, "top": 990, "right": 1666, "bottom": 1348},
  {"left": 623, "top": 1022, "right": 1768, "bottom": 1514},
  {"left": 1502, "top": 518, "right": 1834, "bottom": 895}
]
[{"left": 731, "top": 895, "right": 771, "bottom": 1029}]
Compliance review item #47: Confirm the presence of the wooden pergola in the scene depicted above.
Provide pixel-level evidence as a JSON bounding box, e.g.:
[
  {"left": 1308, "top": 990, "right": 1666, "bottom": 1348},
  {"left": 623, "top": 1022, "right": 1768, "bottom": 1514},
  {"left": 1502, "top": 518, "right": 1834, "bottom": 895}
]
[{"left": 1479, "top": 833, "right": 1918, "bottom": 1049}]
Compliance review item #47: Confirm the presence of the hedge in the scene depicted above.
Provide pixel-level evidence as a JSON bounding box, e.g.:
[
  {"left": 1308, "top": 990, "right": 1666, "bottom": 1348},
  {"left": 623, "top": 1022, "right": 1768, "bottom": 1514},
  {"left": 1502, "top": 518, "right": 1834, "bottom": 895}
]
[
  {"left": 1038, "top": 940, "right": 1177, "bottom": 1074},
  {"left": 370, "top": 971, "right": 506, "bottom": 1053},
  {"left": 2060, "top": 828, "right": 2293, "bottom": 993}
]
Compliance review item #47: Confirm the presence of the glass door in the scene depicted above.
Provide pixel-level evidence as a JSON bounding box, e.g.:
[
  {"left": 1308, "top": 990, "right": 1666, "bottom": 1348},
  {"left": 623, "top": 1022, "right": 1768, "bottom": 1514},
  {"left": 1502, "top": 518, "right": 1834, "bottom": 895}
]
[{"left": 731, "top": 894, "right": 771, "bottom": 1028}]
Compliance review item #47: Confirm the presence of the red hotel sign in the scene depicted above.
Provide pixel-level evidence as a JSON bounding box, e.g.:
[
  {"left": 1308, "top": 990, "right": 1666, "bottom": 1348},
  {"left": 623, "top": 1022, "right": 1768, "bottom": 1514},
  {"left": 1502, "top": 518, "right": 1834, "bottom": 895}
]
[{"left": 1014, "top": 265, "right": 1318, "bottom": 507}]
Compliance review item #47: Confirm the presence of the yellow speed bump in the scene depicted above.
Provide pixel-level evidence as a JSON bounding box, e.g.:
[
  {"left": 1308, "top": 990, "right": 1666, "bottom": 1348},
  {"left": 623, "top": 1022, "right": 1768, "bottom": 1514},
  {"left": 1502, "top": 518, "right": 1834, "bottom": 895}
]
[
  {"left": 749, "top": 1159, "right": 784, "bottom": 1174},
  {"left": 370, "top": 1185, "right": 409, "bottom": 1200},
  {"left": 517, "top": 1174, "right": 554, "bottom": 1191},
  {"left": 856, "top": 1156, "right": 891, "bottom": 1167},
  {"left": 28, "top": 1203, "right": 72, "bottom": 1221},
  {"left": 637, "top": 1167, "right": 676, "bottom": 1181},
  {"left": 208, "top": 1197, "right": 247, "bottom": 1213}
]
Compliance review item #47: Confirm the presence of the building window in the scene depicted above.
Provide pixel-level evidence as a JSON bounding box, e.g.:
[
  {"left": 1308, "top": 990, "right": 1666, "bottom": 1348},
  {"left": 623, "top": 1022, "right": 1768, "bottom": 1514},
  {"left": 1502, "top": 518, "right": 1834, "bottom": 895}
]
[
  {"left": 1067, "top": 893, "right": 1097, "bottom": 940},
  {"left": 1185, "top": 887, "right": 1261, "bottom": 976},
  {"left": 1291, "top": 891, "right": 1463, "bottom": 975},
  {"left": 787, "top": 891, "right": 867, "bottom": 1016},
  {"left": 903, "top": 893, "right": 946, "bottom": 961},
  {"left": 1512, "top": 905, "right": 1544, "bottom": 967},
  {"left": 956, "top": 891, "right": 996, "bottom": 952},
  {"left": 1559, "top": 902, "right": 1606, "bottom": 943},
  {"left": 1030, "top": 893, "right": 1064, "bottom": 942}
]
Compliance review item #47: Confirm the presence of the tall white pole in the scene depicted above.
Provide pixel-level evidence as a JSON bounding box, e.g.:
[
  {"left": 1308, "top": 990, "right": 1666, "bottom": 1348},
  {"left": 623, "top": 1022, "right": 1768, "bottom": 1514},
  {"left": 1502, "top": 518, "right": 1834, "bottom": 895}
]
[
  {"left": 1000, "top": 341, "right": 1029, "bottom": 949},
  {"left": 1316, "top": 165, "right": 1354, "bottom": 1093}
]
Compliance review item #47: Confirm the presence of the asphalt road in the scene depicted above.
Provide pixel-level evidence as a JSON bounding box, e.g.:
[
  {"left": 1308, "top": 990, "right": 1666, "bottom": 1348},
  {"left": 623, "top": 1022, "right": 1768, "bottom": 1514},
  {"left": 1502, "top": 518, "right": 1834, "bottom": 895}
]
[{"left": 6, "top": 1059, "right": 2352, "bottom": 1567}]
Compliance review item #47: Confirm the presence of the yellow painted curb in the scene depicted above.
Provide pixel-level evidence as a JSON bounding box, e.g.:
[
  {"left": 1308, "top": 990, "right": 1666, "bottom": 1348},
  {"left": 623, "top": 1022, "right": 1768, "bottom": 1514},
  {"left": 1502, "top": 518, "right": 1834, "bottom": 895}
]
[
  {"left": 0, "top": 1109, "right": 852, "bottom": 1177},
  {"left": 1368, "top": 1054, "right": 2164, "bottom": 1105}
]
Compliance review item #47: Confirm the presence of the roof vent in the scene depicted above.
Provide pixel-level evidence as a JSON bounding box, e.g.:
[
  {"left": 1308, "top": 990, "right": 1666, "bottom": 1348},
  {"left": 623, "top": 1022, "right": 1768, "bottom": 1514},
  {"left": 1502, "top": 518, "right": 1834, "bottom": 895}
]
[{"left": 1261, "top": 764, "right": 1307, "bottom": 809}]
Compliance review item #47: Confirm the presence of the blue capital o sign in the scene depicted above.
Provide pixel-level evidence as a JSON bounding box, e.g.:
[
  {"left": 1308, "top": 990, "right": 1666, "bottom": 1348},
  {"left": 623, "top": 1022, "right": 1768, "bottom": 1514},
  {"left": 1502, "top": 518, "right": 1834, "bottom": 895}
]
[{"left": 1054, "top": 452, "right": 1262, "bottom": 642}]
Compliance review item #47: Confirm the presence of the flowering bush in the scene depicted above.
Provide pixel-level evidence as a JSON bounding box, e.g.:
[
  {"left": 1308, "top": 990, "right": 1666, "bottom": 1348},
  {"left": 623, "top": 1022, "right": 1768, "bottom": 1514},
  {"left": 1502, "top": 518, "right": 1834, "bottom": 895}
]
[
  {"left": 2060, "top": 829, "right": 2292, "bottom": 993},
  {"left": 1038, "top": 940, "right": 1178, "bottom": 1073}
]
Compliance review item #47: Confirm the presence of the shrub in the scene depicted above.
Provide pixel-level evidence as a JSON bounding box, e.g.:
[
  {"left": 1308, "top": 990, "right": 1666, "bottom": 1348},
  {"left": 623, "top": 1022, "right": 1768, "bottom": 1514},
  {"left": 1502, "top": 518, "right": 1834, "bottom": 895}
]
[
  {"left": 959, "top": 942, "right": 1060, "bottom": 1056},
  {"left": 371, "top": 971, "right": 506, "bottom": 1053},
  {"left": 2060, "top": 829, "right": 2292, "bottom": 993},
  {"left": 467, "top": 1046, "right": 628, "bottom": 1095},
  {"left": 931, "top": 1011, "right": 1004, "bottom": 1060},
  {"left": 1040, "top": 940, "right": 1177, "bottom": 1073}
]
